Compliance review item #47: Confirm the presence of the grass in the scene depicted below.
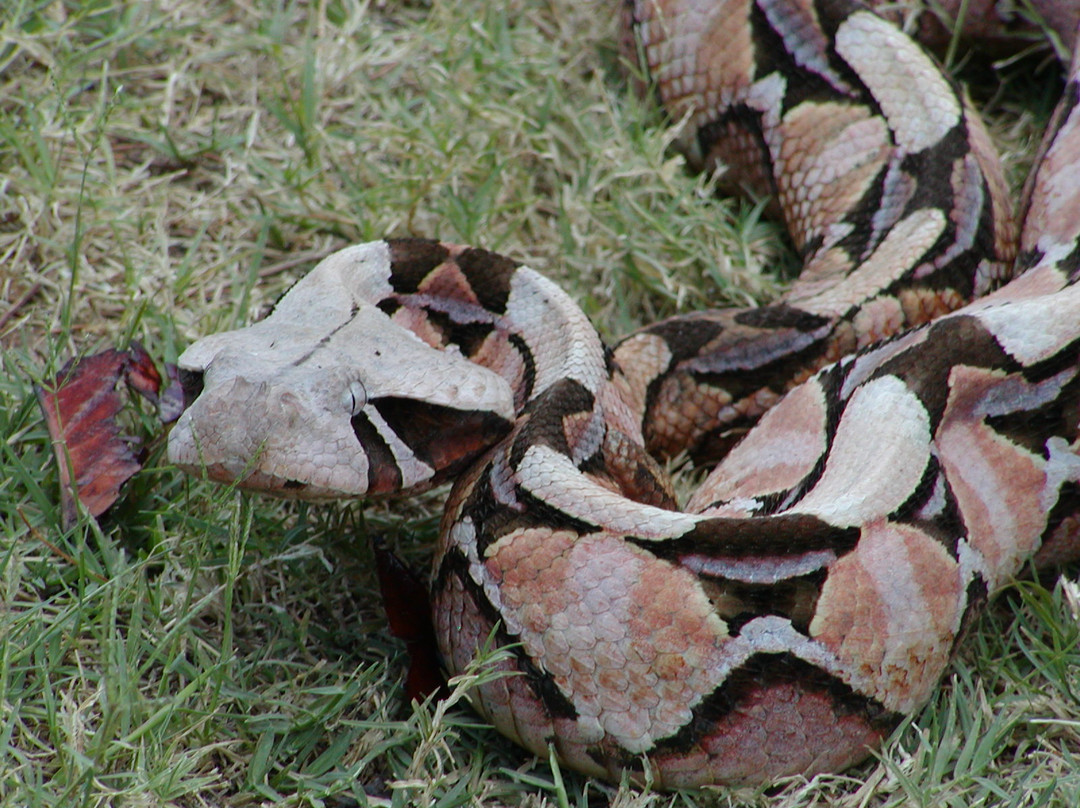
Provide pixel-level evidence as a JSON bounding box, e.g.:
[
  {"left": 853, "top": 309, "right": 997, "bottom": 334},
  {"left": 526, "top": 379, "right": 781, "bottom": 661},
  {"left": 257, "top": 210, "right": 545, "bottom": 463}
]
[{"left": 2, "top": 0, "right": 1079, "bottom": 806}]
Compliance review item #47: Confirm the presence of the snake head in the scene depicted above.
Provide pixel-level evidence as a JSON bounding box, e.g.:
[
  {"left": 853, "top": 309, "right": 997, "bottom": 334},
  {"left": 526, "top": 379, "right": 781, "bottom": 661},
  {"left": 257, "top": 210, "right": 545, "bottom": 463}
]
[{"left": 167, "top": 243, "right": 516, "bottom": 500}]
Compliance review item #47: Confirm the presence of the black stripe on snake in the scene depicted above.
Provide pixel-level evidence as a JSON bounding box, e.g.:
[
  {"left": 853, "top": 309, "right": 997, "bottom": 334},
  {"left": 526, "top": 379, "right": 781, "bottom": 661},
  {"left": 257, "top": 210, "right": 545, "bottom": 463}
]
[{"left": 167, "top": 0, "right": 1080, "bottom": 788}]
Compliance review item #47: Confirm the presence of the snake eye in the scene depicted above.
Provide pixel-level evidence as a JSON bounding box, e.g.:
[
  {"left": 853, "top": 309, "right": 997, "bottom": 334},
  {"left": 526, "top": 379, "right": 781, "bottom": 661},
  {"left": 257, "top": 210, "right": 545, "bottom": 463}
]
[
  {"left": 178, "top": 368, "right": 204, "bottom": 409},
  {"left": 345, "top": 380, "right": 367, "bottom": 416}
]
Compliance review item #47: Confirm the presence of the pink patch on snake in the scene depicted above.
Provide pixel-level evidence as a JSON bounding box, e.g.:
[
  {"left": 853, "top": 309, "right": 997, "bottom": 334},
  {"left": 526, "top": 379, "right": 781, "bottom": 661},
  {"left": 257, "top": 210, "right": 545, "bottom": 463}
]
[
  {"left": 485, "top": 528, "right": 728, "bottom": 752},
  {"left": 688, "top": 378, "right": 827, "bottom": 510},
  {"left": 973, "top": 263, "right": 1069, "bottom": 307},
  {"left": 470, "top": 330, "right": 528, "bottom": 404},
  {"left": 937, "top": 364, "right": 1050, "bottom": 589},
  {"left": 852, "top": 295, "right": 905, "bottom": 347},
  {"left": 810, "top": 519, "right": 962, "bottom": 712},
  {"left": 650, "top": 683, "right": 885, "bottom": 788},
  {"left": 561, "top": 410, "right": 599, "bottom": 456},
  {"left": 775, "top": 103, "right": 889, "bottom": 254},
  {"left": 897, "top": 287, "right": 967, "bottom": 324},
  {"left": 433, "top": 564, "right": 612, "bottom": 778},
  {"left": 641, "top": 0, "right": 755, "bottom": 129},
  {"left": 417, "top": 259, "right": 483, "bottom": 306},
  {"left": 391, "top": 306, "right": 449, "bottom": 349},
  {"left": 1022, "top": 96, "right": 1080, "bottom": 252}
]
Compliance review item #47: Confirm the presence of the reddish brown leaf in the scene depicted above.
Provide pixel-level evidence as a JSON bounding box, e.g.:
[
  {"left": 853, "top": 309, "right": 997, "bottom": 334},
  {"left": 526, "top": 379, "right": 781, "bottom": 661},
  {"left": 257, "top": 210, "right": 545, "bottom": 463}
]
[
  {"left": 372, "top": 539, "right": 447, "bottom": 702},
  {"left": 37, "top": 351, "right": 141, "bottom": 528},
  {"left": 124, "top": 341, "right": 163, "bottom": 403},
  {"left": 36, "top": 345, "right": 175, "bottom": 528}
]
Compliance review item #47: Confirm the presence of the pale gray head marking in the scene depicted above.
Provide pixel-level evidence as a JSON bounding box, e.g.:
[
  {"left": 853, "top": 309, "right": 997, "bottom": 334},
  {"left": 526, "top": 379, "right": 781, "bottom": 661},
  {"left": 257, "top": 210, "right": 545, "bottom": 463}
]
[{"left": 168, "top": 242, "right": 515, "bottom": 499}]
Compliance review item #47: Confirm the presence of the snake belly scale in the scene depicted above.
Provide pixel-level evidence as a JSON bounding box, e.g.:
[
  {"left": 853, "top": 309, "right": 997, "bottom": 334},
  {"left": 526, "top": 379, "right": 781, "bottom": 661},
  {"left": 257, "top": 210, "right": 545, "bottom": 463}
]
[{"left": 167, "top": 0, "right": 1080, "bottom": 788}]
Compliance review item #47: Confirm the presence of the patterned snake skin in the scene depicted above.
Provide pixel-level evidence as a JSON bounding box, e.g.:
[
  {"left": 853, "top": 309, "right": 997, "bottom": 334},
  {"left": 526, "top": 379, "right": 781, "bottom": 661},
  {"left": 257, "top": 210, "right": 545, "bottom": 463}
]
[{"left": 167, "top": 0, "right": 1080, "bottom": 788}]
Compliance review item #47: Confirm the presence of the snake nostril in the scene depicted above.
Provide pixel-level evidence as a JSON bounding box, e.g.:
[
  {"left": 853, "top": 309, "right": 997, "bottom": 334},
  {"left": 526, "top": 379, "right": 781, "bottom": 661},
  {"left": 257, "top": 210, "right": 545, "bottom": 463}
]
[{"left": 178, "top": 368, "right": 205, "bottom": 409}]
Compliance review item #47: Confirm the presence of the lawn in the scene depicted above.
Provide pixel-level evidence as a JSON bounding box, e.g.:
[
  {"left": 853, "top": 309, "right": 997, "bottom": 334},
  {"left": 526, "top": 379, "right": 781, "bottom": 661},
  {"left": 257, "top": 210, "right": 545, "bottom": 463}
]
[{"left": 2, "top": 1, "right": 1079, "bottom": 806}]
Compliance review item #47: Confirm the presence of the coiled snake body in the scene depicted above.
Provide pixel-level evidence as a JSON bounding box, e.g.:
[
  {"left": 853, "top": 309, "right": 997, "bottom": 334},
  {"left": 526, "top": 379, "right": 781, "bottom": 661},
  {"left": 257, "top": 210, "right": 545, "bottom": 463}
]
[{"left": 168, "top": 0, "right": 1080, "bottom": 788}]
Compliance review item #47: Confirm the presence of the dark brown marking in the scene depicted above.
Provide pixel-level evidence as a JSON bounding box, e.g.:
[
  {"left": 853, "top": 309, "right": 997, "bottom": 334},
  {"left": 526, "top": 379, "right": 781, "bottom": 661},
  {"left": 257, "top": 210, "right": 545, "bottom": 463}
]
[
  {"left": 456, "top": 247, "right": 518, "bottom": 313},
  {"left": 373, "top": 397, "right": 512, "bottom": 481},
  {"left": 509, "top": 378, "right": 596, "bottom": 468},
  {"left": 459, "top": 467, "right": 600, "bottom": 558},
  {"left": 875, "top": 314, "right": 1012, "bottom": 428},
  {"left": 637, "top": 317, "right": 725, "bottom": 363},
  {"left": 696, "top": 104, "right": 777, "bottom": 198},
  {"left": 508, "top": 333, "right": 537, "bottom": 406},
  {"left": 635, "top": 512, "right": 859, "bottom": 558},
  {"left": 387, "top": 239, "right": 452, "bottom": 294},
  {"left": 888, "top": 458, "right": 965, "bottom": 557},
  {"left": 652, "top": 652, "right": 897, "bottom": 754},
  {"left": 750, "top": 0, "right": 865, "bottom": 111},
  {"left": 350, "top": 411, "right": 403, "bottom": 494},
  {"left": 733, "top": 304, "right": 831, "bottom": 331},
  {"left": 699, "top": 570, "right": 828, "bottom": 635}
]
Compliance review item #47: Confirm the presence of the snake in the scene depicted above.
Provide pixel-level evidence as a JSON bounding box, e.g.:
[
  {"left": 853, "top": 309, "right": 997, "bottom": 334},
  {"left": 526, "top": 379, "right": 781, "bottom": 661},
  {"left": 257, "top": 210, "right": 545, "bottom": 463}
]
[{"left": 166, "top": 0, "right": 1080, "bottom": 789}]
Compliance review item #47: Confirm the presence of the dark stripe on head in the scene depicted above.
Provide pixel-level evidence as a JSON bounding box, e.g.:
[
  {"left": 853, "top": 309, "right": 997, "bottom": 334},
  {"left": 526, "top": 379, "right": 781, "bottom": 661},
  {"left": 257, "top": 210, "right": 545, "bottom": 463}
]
[
  {"left": 387, "top": 239, "right": 452, "bottom": 293},
  {"left": 291, "top": 312, "right": 360, "bottom": 367},
  {"left": 373, "top": 397, "right": 512, "bottom": 483},
  {"left": 350, "top": 411, "right": 403, "bottom": 494}
]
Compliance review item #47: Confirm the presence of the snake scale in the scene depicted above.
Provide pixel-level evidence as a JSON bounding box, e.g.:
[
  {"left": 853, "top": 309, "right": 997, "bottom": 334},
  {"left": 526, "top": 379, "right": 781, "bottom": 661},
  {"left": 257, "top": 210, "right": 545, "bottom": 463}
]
[{"left": 167, "top": 0, "right": 1080, "bottom": 789}]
